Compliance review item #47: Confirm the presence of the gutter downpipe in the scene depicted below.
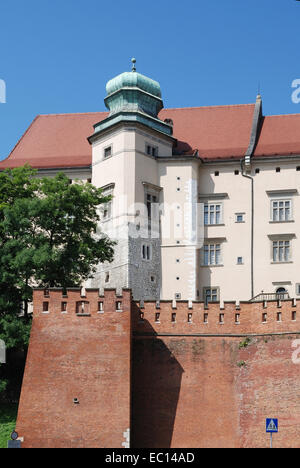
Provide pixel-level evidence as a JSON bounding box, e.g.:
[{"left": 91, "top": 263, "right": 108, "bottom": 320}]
[{"left": 240, "top": 94, "right": 263, "bottom": 300}]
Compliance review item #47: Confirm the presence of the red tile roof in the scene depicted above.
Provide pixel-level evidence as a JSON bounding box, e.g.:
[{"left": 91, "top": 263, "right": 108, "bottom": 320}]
[
  {"left": 1, "top": 104, "right": 300, "bottom": 170},
  {"left": 254, "top": 114, "right": 300, "bottom": 157}
]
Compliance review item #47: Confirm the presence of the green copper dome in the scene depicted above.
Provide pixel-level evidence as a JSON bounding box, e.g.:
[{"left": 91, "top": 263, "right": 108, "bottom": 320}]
[
  {"left": 106, "top": 71, "right": 162, "bottom": 99},
  {"left": 91, "top": 60, "right": 173, "bottom": 138}
]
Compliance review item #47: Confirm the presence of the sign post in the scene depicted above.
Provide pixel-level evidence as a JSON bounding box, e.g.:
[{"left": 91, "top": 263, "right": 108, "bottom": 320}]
[{"left": 266, "top": 419, "right": 278, "bottom": 448}]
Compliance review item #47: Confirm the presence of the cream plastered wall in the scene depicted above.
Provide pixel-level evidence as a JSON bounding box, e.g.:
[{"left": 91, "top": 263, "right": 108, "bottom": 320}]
[
  {"left": 252, "top": 160, "right": 300, "bottom": 300},
  {"left": 158, "top": 160, "right": 200, "bottom": 300},
  {"left": 198, "top": 163, "right": 251, "bottom": 302},
  {"left": 198, "top": 159, "right": 300, "bottom": 303}
]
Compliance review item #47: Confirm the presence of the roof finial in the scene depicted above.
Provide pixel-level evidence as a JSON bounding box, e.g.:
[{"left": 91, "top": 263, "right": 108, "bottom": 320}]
[{"left": 131, "top": 57, "right": 136, "bottom": 72}]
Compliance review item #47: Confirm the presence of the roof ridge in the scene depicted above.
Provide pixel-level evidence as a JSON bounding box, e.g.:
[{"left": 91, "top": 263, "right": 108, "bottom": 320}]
[
  {"left": 161, "top": 103, "right": 255, "bottom": 111},
  {"left": 264, "top": 113, "right": 300, "bottom": 118},
  {"left": 39, "top": 111, "right": 108, "bottom": 117}
]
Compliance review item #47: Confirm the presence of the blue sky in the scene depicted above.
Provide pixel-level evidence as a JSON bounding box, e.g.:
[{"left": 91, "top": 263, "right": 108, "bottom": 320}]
[{"left": 0, "top": 0, "right": 300, "bottom": 160}]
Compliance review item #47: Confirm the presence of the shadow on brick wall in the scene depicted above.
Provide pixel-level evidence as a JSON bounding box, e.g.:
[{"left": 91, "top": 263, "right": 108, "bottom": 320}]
[{"left": 131, "top": 306, "right": 184, "bottom": 448}]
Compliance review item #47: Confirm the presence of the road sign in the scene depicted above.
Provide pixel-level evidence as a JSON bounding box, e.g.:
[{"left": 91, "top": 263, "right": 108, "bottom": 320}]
[{"left": 266, "top": 419, "right": 278, "bottom": 433}]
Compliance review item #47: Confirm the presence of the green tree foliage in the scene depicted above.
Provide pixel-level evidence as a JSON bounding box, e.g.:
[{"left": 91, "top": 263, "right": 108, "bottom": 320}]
[{"left": 0, "top": 166, "right": 115, "bottom": 352}]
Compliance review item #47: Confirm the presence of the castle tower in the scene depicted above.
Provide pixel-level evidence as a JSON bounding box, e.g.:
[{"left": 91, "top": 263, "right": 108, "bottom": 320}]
[{"left": 87, "top": 59, "right": 174, "bottom": 301}]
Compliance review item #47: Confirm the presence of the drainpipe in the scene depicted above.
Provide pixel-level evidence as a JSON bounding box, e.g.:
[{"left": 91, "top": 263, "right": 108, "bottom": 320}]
[
  {"left": 240, "top": 94, "right": 263, "bottom": 300},
  {"left": 240, "top": 160, "right": 254, "bottom": 299}
]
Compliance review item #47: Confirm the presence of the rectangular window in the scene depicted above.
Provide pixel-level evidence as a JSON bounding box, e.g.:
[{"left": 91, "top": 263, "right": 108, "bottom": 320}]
[
  {"left": 187, "top": 313, "right": 193, "bottom": 323},
  {"left": 155, "top": 312, "right": 160, "bottom": 323},
  {"left": 43, "top": 302, "right": 49, "bottom": 312},
  {"left": 292, "top": 311, "right": 296, "bottom": 321},
  {"left": 61, "top": 302, "right": 67, "bottom": 312},
  {"left": 204, "top": 203, "right": 222, "bottom": 225},
  {"left": 237, "top": 257, "right": 243, "bottom": 265},
  {"left": 104, "top": 146, "right": 112, "bottom": 158},
  {"left": 272, "top": 240, "right": 290, "bottom": 262},
  {"left": 277, "top": 312, "right": 282, "bottom": 322},
  {"left": 204, "top": 313, "right": 208, "bottom": 323},
  {"left": 203, "top": 243, "right": 221, "bottom": 266},
  {"left": 219, "top": 313, "right": 224, "bottom": 324},
  {"left": 271, "top": 200, "right": 291, "bottom": 222},
  {"left": 101, "top": 186, "right": 114, "bottom": 221},
  {"left": 146, "top": 144, "right": 158, "bottom": 157},
  {"left": 204, "top": 287, "right": 219, "bottom": 306},
  {"left": 146, "top": 193, "right": 158, "bottom": 234},
  {"left": 235, "top": 313, "right": 240, "bottom": 324},
  {"left": 142, "top": 244, "right": 151, "bottom": 260},
  {"left": 262, "top": 313, "right": 267, "bottom": 323}
]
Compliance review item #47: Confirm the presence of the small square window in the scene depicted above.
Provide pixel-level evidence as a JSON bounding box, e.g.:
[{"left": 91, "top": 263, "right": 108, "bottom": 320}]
[
  {"left": 175, "top": 293, "right": 181, "bottom": 300},
  {"left": 236, "top": 213, "right": 244, "bottom": 223},
  {"left": 234, "top": 170, "right": 239, "bottom": 175},
  {"left": 276, "top": 167, "right": 281, "bottom": 173},
  {"left": 255, "top": 168, "right": 260, "bottom": 174},
  {"left": 104, "top": 146, "right": 112, "bottom": 158},
  {"left": 297, "top": 167, "right": 300, "bottom": 172},
  {"left": 214, "top": 171, "right": 219, "bottom": 176}
]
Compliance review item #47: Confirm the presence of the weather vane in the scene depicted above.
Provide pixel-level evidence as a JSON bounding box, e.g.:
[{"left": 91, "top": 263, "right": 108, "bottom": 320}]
[{"left": 131, "top": 58, "right": 136, "bottom": 72}]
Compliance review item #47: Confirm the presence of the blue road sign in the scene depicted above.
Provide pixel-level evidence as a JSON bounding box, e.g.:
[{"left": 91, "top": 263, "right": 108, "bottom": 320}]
[{"left": 266, "top": 419, "right": 278, "bottom": 433}]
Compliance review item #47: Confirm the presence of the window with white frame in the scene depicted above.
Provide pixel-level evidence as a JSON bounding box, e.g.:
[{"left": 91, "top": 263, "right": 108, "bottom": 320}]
[
  {"left": 272, "top": 239, "right": 291, "bottom": 263},
  {"left": 203, "top": 243, "right": 222, "bottom": 266},
  {"left": 203, "top": 287, "right": 219, "bottom": 305},
  {"left": 204, "top": 203, "right": 222, "bottom": 225},
  {"left": 235, "top": 213, "right": 245, "bottom": 223},
  {"left": 271, "top": 199, "right": 292, "bottom": 222}
]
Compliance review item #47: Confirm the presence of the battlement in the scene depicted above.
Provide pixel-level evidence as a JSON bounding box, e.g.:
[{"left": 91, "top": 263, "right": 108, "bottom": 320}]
[
  {"left": 34, "top": 289, "right": 300, "bottom": 336},
  {"left": 133, "top": 298, "right": 300, "bottom": 336},
  {"left": 33, "top": 288, "right": 132, "bottom": 317}
]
